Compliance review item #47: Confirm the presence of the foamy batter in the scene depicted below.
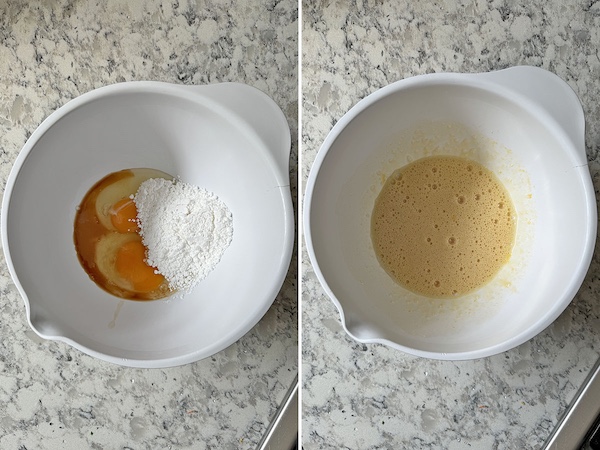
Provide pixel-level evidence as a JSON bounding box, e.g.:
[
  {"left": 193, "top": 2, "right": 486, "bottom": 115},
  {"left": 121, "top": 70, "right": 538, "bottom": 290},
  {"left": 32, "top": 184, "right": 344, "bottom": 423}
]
[{"left": 371, "top": 155, "right": 516, "bottom": 298}]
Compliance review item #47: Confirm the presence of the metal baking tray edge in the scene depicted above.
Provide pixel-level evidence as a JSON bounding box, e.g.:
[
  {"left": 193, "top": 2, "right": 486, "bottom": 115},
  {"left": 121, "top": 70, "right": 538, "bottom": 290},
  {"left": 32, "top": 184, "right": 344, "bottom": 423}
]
[
  {"left": 543, "top": 357, "right": 600, "bottom": 450},
  {"left": 257, "top": 374, "right": 298, "bottom": 450}
]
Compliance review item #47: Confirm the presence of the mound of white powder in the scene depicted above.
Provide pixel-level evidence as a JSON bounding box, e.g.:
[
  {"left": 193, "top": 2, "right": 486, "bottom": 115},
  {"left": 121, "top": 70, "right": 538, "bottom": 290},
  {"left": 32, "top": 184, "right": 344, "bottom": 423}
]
[{"left": 133, "top": 178, "right": 233, "bottom": 292}]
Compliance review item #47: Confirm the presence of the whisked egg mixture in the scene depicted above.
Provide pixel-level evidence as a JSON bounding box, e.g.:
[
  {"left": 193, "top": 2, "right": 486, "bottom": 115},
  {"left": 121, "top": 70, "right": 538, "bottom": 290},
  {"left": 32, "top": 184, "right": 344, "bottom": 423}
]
[{"left": 371, "top": 155, "right": 516, "bottom": 298}]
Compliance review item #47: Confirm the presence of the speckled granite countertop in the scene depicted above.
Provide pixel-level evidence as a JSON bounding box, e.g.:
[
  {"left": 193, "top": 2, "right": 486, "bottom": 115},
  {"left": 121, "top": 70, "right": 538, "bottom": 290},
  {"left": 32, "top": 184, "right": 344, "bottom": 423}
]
[
  {"left": 0, "top": 0, "right": 297, "bottom": 449},
  {"left": 302, "top": 1, "right": 600, "bottom": 449}
]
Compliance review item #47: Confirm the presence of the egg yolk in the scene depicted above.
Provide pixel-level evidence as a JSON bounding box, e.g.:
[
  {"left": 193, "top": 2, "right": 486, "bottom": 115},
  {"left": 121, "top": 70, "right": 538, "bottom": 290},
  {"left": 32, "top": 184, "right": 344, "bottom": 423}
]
[
  {"left": 115, "top": 240, "right": 165, "bottom": 292},
  {"left": 109, "top": 198, "right": 139, "bottom": 233}
]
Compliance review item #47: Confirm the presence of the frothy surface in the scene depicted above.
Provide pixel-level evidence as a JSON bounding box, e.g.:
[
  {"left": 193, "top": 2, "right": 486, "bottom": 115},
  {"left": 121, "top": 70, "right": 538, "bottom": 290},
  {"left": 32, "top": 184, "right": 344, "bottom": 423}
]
[{"left": 371, "top": 155, "right": 516, "bottom": 298}]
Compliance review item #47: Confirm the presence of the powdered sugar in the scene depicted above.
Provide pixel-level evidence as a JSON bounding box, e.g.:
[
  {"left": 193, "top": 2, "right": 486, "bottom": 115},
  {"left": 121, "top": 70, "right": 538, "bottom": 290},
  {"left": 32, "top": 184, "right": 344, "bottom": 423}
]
[{"left": 133, "top": 177, "right": 233, "bottom": 293}]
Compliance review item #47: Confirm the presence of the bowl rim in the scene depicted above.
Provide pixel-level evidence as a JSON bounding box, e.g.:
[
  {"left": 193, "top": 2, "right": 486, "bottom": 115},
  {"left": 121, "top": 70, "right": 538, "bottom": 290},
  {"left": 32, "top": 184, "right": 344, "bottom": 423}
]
[{"left": 303, "top": 68, "right": 597, "bottom": 360}]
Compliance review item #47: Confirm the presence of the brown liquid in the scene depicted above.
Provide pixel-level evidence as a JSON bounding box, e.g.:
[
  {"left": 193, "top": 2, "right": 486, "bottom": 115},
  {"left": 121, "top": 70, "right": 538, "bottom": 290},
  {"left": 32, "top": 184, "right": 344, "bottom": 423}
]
[
  {"left": 371, "top": 155, "right": 516, "bottom": 298},
  {"left": 74, "top": 168, "right": 172, "bottom": 301}
]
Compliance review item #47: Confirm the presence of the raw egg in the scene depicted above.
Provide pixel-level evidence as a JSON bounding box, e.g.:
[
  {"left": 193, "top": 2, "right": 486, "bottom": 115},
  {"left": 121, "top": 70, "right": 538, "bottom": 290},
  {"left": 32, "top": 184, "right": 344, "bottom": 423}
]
[
  {"left": 74, "top": 168, "right": 173, "bottom": 300},
  {"left": 110, "top": 198, "right": 139, "bottom": 233}
]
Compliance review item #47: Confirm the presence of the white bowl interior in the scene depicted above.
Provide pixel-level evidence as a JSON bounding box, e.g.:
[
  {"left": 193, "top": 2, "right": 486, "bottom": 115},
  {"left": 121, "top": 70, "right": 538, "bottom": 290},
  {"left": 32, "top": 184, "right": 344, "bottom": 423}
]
[
  {"left": 5, "top": 85, "right": 292, "bottom": 366},
  {"left": 307, "top": 82, "right": 594, "bottom": 358}
]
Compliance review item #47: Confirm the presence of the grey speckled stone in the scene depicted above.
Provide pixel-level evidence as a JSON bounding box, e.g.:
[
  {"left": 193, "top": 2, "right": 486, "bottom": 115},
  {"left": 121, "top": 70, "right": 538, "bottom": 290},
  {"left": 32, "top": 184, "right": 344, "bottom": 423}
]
[
  {"left": 302, "top": 0, "right": 600, "bottom": 449},
  {"left": 0, "top": 0, "right": 297, "bottom": 449}
]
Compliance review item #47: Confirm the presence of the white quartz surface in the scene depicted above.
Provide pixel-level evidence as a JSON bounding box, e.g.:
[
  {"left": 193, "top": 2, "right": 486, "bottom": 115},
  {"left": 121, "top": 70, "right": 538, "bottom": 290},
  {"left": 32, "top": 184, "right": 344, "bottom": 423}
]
[
  {"left": 302, "top": 0, "right": 600, "bottom": 448},
  {"left": 0, "top": 0, "right": 297, "bottom": 448}
]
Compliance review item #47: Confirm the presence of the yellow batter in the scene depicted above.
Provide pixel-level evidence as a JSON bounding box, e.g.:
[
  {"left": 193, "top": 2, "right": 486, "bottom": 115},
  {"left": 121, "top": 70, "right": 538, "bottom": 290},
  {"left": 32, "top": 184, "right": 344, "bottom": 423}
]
[{"left": 371, "top": 155, "right": 516, "bottom": 298}]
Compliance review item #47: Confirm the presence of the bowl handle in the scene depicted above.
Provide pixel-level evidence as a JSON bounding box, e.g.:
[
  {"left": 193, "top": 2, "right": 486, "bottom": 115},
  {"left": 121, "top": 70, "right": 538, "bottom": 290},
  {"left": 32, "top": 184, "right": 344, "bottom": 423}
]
[
  {"left": 181, "top": 83, "right": 291, "bottom": 180},
  {"left": 474, "top": 66, "right": 586, "bottom": 164}
]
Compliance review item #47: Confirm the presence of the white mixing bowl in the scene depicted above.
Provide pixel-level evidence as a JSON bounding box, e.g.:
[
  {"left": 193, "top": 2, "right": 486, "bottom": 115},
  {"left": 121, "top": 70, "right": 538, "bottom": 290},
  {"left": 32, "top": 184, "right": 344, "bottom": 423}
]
[
  {"left": 304, "top": 66, "right": 596, "bottom": 360},
  {"left": 2, "top": 82, "right": 294, "bottom": 368}
]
